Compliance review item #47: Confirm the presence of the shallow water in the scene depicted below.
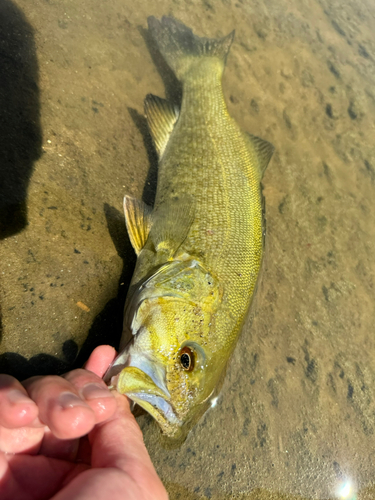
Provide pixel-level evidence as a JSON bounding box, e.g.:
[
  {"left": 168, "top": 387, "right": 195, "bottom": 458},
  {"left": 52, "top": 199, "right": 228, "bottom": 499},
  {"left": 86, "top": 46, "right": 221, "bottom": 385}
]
[{"left": 1, "top": 0, "right": 375, "bottom": 498}]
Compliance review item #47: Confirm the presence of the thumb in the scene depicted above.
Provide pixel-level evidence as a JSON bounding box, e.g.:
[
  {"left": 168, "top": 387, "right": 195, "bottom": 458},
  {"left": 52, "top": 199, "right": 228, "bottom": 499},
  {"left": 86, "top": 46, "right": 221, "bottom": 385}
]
[
  {"left": 89, "top": 393, "right": 167, "bottom": 499},
  {"left": 84, "top": 345, "right": 117, "bottom": 378}
]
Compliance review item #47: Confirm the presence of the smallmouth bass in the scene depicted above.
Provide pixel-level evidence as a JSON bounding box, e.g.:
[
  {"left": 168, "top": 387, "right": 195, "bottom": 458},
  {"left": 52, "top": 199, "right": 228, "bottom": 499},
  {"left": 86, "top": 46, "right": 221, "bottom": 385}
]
[{"left": 104, "top": 16, "right": 274, "bottom": 440}]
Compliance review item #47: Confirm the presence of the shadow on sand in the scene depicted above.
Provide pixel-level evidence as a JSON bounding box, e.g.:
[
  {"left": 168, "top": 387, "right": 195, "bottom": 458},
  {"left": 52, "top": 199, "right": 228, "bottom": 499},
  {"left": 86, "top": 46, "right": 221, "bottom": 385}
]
[
  {"left": 0, "top": 203, "right": 136, "bottom": 379},
  {"left": 0, "top": 0, "right": 42, "bottom": 240},
  {"left": 0, "top": 18, "right": 178, "bottom": 378}
]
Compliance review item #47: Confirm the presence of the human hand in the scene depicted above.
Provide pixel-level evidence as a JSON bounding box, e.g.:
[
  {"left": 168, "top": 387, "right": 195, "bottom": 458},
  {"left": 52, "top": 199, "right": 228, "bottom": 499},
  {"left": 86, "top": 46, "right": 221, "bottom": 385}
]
[{"left": 0, "top": 345, "right": 168, "bottom": 500}]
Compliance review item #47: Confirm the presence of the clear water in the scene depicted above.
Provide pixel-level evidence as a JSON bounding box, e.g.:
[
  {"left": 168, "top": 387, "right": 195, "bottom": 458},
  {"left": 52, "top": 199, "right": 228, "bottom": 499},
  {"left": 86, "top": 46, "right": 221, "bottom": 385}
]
[{"left": 0, "top": 0, "right": 374, "bottom": 498}]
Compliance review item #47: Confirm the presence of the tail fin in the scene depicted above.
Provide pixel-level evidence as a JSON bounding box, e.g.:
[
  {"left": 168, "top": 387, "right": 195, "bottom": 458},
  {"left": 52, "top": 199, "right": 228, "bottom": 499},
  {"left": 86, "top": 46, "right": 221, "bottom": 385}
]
[{"left": 147, "top": 16, "right": 235, "bottom": 80}]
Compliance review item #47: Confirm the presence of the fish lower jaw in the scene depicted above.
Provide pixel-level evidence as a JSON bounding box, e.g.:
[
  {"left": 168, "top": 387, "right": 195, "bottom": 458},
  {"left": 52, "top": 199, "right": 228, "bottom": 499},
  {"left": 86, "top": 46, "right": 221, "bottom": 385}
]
[{"left": 127, "top": 392, "right": 183, "bottom": 437}]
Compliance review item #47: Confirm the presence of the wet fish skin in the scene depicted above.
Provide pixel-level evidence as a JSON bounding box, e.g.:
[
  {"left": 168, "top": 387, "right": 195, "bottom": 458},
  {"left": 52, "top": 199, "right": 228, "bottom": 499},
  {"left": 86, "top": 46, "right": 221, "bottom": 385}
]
[{"left": 104, "top": 16, "right": 274, "bottom": 440}]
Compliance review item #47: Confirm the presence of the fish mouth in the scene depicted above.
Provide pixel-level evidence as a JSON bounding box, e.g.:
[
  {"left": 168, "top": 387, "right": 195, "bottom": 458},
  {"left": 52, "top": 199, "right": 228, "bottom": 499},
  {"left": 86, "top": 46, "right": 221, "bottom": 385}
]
[
  {"left": 105, "top": 350, "right": 182, "bottom": 437},
  {"left": 115, "top": 365, "right": 182, "bottom": 435}
]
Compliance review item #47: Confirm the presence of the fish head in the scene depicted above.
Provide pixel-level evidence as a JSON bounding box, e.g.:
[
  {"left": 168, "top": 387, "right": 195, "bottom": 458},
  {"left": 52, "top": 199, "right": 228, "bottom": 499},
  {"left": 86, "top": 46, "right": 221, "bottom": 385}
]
[{"left": 105, "top": 259, "right": 224, "bottom": 439}]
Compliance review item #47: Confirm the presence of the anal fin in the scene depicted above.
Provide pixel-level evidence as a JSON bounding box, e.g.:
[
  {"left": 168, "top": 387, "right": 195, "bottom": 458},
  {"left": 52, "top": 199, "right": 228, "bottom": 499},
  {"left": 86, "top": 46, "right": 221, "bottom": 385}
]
[
  {"left": 124, "top": 195, "right": 153, "bottom": 255},
  {"left": 144, "top": 94, "right": 179, "bottom": 157}
]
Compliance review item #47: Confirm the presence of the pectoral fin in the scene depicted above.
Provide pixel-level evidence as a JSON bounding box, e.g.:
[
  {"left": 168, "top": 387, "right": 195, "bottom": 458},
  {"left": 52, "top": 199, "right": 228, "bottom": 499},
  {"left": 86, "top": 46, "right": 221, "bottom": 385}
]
[
  {"left": 124, "top": 195, "right": 153, "bottom": 255},
  {"left": 149, "top": 195, "right": 195, "bottom": 258},
  {"left": 144, "top": 94, "right": 179, "bottom": 157},
  {"left": 245, "top": 132, "right": 274, "bottom": 179}
]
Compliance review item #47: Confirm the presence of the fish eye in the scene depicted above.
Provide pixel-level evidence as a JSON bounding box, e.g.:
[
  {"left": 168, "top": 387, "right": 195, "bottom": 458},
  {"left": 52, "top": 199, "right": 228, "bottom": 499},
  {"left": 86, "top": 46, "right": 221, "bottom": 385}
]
[{"left": 179, "top": 346, "right": 195, "bottom": 371}]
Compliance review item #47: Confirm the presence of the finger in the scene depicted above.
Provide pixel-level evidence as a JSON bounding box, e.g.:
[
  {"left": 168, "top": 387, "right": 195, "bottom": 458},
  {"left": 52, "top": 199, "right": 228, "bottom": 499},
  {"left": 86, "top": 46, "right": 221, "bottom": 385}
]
[
  {"left": 0, "top": 375, "right": 39, "bottom": 428},
  {"left": 51, "top": 467, "right": 168, "bottom": 500},
  {"left": 0, "top": 451, "right": 89, "bottom": 500},
  {"left": 49, "top": 394, "right": 168, "bottom": 500},
  {"left": 84, "top": 345, "right": 117, "bottom": 377},
  {"left": 23, "top": 376, "right": 96, "bottom": 440},
  {"left": 64, "top": 369, "right": 117, "bottom": 424},
  {"left": 0, "top": 425, "right": 45, "bottom": 455},
  {"left": 89, "top": 393, "right": 167, "bottom": 500},
  {"left": 39, "top": 429, "right": 80, "bottom": 461}
]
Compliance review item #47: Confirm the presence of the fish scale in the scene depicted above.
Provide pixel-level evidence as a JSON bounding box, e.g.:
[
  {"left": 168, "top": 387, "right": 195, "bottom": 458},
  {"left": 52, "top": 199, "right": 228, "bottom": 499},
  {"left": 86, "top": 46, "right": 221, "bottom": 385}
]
[
  {"left": 157, "top": 73, "right": 262, "bottom": 330},
  {"left": 104, "top": 16, "right": 274, "bottom": 440}
]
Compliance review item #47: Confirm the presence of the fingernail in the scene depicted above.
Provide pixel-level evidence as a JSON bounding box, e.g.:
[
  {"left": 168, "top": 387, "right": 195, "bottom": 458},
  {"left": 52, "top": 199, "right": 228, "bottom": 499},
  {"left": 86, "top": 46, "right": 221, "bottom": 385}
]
[
  {"left": 7, "top": 390, "right": 31, "bottom": 405},
  {"left": 58, "top": 392, "right": 87, "bottom": 409},
  {"left": 81, "top": 383, "right": 114, "bottom": 401}
]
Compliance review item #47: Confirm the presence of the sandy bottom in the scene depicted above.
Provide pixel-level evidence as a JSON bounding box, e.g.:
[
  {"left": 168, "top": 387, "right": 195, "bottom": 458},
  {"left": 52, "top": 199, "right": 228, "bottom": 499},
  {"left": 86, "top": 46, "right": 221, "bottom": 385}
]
[{"left": 1, "top": 0, "right": 375, "bottom": 498}]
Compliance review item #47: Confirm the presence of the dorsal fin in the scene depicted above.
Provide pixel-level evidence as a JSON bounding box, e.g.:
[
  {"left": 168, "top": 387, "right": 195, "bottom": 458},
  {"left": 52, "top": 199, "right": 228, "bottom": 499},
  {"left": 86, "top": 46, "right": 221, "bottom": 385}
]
[
  {"left": 123, "top": 196, "right": 153, "bottom": 255},
  {"left": 245, "top": 133, "right": 274, "bottom": 179},
  {"left": 144, "top": 94, "right": 179, "bottom": 157}
]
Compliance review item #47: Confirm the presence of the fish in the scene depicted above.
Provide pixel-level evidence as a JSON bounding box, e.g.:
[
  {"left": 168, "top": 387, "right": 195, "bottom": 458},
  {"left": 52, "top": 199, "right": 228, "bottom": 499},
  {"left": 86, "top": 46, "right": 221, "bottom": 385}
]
[{"left": 104, "top": 16, "right": 274, "bottom": 440}]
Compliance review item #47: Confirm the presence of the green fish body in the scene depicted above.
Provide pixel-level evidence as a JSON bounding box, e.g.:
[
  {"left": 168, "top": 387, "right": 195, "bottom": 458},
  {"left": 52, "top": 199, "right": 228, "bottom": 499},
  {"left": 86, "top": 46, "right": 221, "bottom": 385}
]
[{"left": 104, "top": 16, "right": 274, "bottom": 440}]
